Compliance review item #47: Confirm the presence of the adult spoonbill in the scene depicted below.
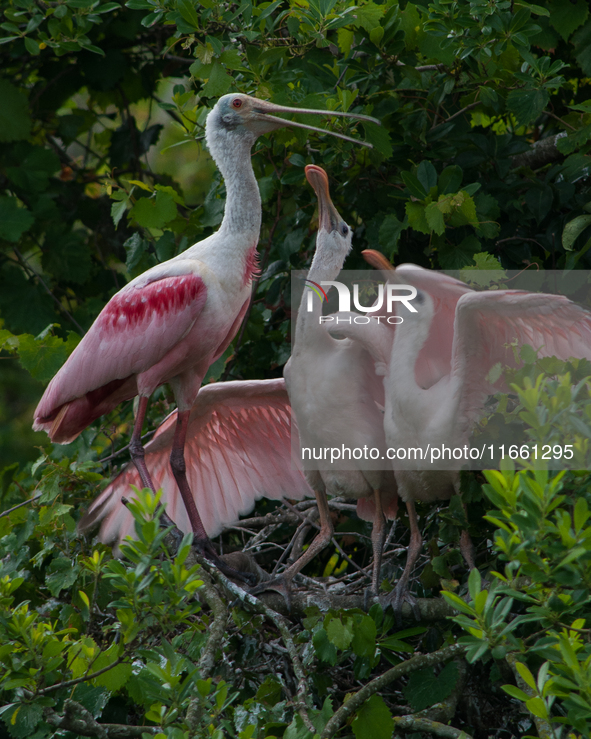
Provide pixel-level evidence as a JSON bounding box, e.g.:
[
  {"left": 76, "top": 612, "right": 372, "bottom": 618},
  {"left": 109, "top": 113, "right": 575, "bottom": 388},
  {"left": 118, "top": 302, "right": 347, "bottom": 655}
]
[
  {"left": 339, "top": 253, "right": 591, "bottom": 610},
  {"left": 253, "top": 165, "right": 398, "bottom": 599},
  {"left": 33, "top": 93, "right": 377, "bottom": 563},
  {"left": 79, "top": 378, "right": 312, "bottom": 547}
]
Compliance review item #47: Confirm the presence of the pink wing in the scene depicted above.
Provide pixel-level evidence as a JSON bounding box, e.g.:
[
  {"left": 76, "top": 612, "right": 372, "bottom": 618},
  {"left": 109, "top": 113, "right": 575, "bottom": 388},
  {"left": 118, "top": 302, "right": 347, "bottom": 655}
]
[
  {"left": 452, "top": 290, "right": 591, "bottom": 427},
  {"left": 79, "top": 378, "right": 313, "bottom": 544},
  {"left": 34, "top": 273, "right": 207, "bottom": 441}
]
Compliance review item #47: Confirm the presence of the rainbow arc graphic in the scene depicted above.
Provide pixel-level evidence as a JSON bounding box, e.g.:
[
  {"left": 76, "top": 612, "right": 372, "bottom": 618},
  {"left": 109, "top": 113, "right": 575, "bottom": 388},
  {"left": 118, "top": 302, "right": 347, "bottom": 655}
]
[{"left": 305, "top": 279, "right": 328, "bottom": 302}]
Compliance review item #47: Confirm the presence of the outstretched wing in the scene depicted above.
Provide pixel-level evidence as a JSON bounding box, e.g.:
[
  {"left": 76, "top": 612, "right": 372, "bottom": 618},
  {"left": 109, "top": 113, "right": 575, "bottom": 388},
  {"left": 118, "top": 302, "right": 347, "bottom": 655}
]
[
  {"left": 361, "top": 253, "right": 473, "bottom": 389},
  {"left": 79, "top": 378, "right": 312, "bottom": 544},
  {"left": 34, "top": 272, "right": 207, "bottom": 441},
  {"left": 453, "top": 290, "right": 591, "bottom": 428}
]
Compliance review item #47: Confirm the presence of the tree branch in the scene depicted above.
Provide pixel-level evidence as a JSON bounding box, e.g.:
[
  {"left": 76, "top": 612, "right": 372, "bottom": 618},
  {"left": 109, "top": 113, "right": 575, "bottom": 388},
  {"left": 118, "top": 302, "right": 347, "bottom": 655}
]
[
  {"left": 511, "top": 132, "right": 567, "bottom": 170},
  {"left": 43, "top": 699, "right": 160, "bottom": 738},
  {"left": 204, "top": 563, "right": 316, "bottom": 734},
  {"left": 320, "top": 644, "right": 467, "bottom": 739}
]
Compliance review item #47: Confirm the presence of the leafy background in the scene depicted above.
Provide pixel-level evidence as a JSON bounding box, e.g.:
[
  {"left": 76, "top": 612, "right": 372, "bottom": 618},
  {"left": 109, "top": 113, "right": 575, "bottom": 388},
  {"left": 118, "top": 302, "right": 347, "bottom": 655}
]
[{"left": 2, "top": 0, "right": 591, "bottom": 737}]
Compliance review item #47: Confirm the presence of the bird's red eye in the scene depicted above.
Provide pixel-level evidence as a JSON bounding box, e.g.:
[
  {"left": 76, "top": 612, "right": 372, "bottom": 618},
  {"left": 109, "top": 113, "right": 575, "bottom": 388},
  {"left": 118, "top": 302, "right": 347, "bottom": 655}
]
[{"left": 232, "top": 98, "right": 242, "bottom": 108}]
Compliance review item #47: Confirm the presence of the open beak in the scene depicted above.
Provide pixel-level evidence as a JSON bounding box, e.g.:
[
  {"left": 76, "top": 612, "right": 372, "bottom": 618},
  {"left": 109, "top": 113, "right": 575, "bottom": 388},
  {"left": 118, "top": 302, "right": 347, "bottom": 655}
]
[
  {"left": 252, "top": 98, "right": 379, "bottom": 148},
  {"left": 305, "top": 165, "right": 341, "bottom": 232}
]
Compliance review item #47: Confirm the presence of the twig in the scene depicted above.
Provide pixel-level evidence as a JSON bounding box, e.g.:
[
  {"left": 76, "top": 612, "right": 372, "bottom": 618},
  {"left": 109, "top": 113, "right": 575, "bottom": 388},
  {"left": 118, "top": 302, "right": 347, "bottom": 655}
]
[
  {"left": 544, "top": 110, "right": 576, "bottom": 132},
  {"left": 441, "top": 101, "right": 481, "bottom": 125},
  {"left": 393, "top": 715, "right": 472, "bottom": 738},
  {"left": 495, "top": 236, "right": 545, "bottom": 250},
  {"left": 0, "top": 493, "right": 42, "bottom": 519},
  {"left": 36, "top": 656, "right": 128, "bottom": 695},
  {"left": 319, "top": 643, "right": 467, "bottom": 739}
]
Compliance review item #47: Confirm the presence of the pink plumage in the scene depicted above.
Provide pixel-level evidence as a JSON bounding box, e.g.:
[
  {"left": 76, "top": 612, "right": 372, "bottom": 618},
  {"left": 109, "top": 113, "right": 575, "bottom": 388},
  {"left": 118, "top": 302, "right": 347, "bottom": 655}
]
[{"left": 79, "top": 379, "right": 312, "bottom": 544}]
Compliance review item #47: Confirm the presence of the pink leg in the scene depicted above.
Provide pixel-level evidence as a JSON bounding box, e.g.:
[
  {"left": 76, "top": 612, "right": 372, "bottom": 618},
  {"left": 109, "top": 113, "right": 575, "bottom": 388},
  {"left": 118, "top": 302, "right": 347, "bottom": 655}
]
[
  {"left": 169, "top": 409, "right": 255, "bottom": 585},
  {"left": 460, "top": 529, "right": 477, "bottom": 571},
  {"left": 251, "top": 487, "right": 333, "bottom": 605},
  {"left": 129, "top": 396, "right": 156, "bottom": 492},
  {"left": 385, "top": 499, "right": 422, "bottom": 617},
  {"left": 169, "top": 409, "right": 209, "bottom": 542},
  {"left": 370, "top": 488, "right": 386, "bottom": 596}
]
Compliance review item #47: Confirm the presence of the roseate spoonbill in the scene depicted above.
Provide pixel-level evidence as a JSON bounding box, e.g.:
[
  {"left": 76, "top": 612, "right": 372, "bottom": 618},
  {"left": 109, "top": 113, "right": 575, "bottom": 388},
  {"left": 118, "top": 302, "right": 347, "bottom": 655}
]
[
  {"left": 338, "top": 253, "right": 591, "bottom": 610},
  {"left": 79, "top": 378, "right": 312, "bottom": 546},
  {"left": 33, "top": 93, "right": 377, "bottom": 564},
  {"left": 253, "top": 165, "right": 398, "bottom": 599}
]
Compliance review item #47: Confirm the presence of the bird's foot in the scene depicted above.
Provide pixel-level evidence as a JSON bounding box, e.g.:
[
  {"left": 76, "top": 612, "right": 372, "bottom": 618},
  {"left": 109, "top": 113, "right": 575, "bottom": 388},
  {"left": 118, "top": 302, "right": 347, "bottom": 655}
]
[
  {"left": 381, "top": 583, "right": 421, "bottom": 624},
  {"left": 155, "top": 511, "right": 256, "bottom": 586},
  {"left": 250, "top": 576, "right": 294, "bottom": 611},
  {"left": 363, "top": 585, "right": 380, "bottom": 611}
]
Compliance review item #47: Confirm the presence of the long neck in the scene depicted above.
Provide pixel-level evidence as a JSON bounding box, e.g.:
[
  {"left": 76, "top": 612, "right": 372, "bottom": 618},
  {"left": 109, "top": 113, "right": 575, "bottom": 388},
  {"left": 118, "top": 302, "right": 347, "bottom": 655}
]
[
  {"left": 387, "top": 310, "right": 432, "bottom": 402},
  {"left": 295, "top": 238, "right": 345, "bottom": 344},
  {"left": 207, "top": 126, "right": 261, "bottom": 240}
]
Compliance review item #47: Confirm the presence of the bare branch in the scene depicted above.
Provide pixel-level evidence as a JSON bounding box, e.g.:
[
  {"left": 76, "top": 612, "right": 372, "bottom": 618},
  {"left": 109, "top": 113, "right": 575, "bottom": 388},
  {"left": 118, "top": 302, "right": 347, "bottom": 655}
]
[{"left": 511, "top": 132, "right": 567, "bottom": 170}]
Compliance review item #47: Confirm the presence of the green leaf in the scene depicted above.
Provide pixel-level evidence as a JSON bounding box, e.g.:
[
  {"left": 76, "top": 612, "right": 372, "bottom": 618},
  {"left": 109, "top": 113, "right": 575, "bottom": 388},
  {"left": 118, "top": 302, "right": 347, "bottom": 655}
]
[
  {"left": 5, "top": 144, "right": 61, "bottom": 193},
  {"left": 404, "top": 662, "right": 459, "bottom": 711},
  {"left": 573, "top": 18, "right": 591, "bottom": 76},
  {"left": 406, "top": 201, "right": 430, "bottom": 234},
  {"left": 438, "top": 165, "right": 463, "bottom": 194},
  {"left": 3, "top": 703, "right": 43, "bottom": 739},
  {"left": 501, "top": 684, "right": 530, "bottom": 701},
  {"left": 547, "top": 0, "right": 588, "bottom": 41},
  {"left": 362, "top": 122, "right": 392, "bottom": 158},
  {"left": 337, "top": 27, "right": 354, "bottom": 55},
  {"left": 313, "top": 628, "right": 338, "bottom": 665},
  {"left": 525, "top": 696, "right": 548, "bottom": 719},
  {"left": 129, "top": 191, "right": 178, "bottom": 229},
  {"left": 506, "top": 88, "right": 549, "bottom": 126},
  {"left": 515, "top": 662, "right": 537, "bottom": 690},
  {"left": 379, "top": 214, "right": 405, "bottom": 255},
  {"left": 46, "top": 557, "right": 80, "bottom": 597},
  {"left": 111, "top": 199, "right": 128, "bottom": 228},
  {"left": 177, "top": 0, "right": 200, "bottom": 30},
  {"left": 351, "top": 615, "right": 377, "bottom": 657},
  {"left": 417, "top": 160, "right": 438, "bottom": 193},
  {"left": 425, "top": 202, "right": 446, "bottom": 235},
  {"left": 202, "top": 61, "right": 233, "bottom": 98},
  {"left": 93, "top": 649, "right": 133, "bottom": 691},
  {"left": 352, "top": 694, "right": 393, "bottom": 739},
  {"left": 123, "top": 233, "right": 150, "bottom": 271},
  {"left": 0, "top": 197, "right": 34, "bottom": 242},
  {"left": 256, "top": 676, "right": 282, "bottom": 706},
  {"left": 468, "top": 252, "right": 502, "bottom": 269},
  {"left": 17, "top": 330, "right": 80, "bottom": 383},
  {"left": 401, "top": 171, "right": 427, "bottom": 200},
  {"left": 326, "top": 616, "right": 354, "bottom": 650},
  {"left": 0, "top": 80, "right": 32, "bottom": 142},
  {"left": 562, "top": 214, "right": 591, "bottom": 251},
  {"left": 351, "top": 2, "right": 384, "bottom": 31}
]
